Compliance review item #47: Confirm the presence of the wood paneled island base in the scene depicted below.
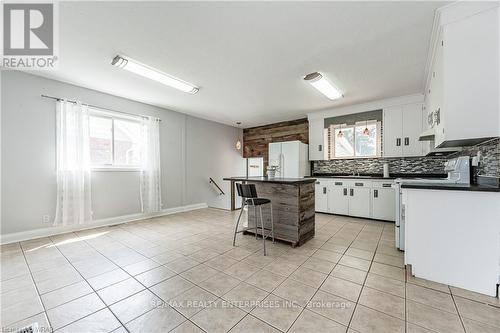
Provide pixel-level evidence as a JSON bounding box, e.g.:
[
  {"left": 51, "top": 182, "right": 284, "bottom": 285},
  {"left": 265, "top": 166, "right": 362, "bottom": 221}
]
[{"left": 223, "top": 177, "right": 316, "bottom": 247}]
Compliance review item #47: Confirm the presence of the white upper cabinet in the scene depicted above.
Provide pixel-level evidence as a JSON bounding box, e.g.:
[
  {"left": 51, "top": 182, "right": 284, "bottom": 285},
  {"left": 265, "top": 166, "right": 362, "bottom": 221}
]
[
  {"left": 382, "top": 106, "right": 404, "bottom": 157},
  {"left": 402, "top": 104, "right": 424, "bottom": 156},
  {"left": 383, "top": 103, "right": 424, "bottom": 157},
  {"left": 308, "top": 118, "right": 325, "bottom": 160},
  {"left": 428, "top": 3, "right": 499, "bottom": 147}
]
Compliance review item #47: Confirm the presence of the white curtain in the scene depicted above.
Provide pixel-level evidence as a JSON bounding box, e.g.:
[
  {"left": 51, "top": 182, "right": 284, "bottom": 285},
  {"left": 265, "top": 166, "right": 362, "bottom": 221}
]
[
  {"left": 140, "top": 117, "right": 162, "bottom": 213},
  {"left": 54, "top": 100, "right": 92, "bottom": 226}
]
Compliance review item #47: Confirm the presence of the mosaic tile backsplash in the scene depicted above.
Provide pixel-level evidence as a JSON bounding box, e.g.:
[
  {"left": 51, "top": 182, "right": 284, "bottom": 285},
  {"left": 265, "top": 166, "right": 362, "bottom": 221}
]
[
  {"left": 313, "top": 156, "right": 448, "bottom": 175},
  {"left": 452, "top": 137, "right": 500, "bottom": 177},
  {"left": 313, "top": 137, "right": 500, "bottom": 177}
]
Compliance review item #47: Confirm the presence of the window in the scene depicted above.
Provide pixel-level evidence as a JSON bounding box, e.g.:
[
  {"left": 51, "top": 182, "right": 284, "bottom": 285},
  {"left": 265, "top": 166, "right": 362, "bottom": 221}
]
[
  {"left": 113, "top": 119, "right": 142, "bottom": 166},
  {"left": 354, "top": 122, "right": 378, "bottom": 157},
  {"left": 334, "top": 126, "right": 354, "bottom": 157},
  {"left": 89, "top": 110, "right": 143, "bottom": 168},
  {"left": 328, "top": 121, "right": 381, "bottom": 158},
  {"left": 89, "top": 116, "right": 113, "bottom": 165}
]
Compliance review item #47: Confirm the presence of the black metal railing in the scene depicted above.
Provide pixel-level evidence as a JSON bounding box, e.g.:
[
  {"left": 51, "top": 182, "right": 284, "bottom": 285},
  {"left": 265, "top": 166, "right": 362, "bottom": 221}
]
[{"left": 209, "top": 178, "right": 225, "bottom": 195}]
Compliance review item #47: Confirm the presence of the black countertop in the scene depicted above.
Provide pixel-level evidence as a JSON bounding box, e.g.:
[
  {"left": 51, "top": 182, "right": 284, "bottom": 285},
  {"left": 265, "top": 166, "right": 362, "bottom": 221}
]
[
  {"left": 401, "top": 183, "right": 500, "bottom": 192},
  {"left": 223, "top": 176, "right": 316, "bottom": 184},
  {"left": 309, "top": 173, "right": 448, "bottom": 180}
]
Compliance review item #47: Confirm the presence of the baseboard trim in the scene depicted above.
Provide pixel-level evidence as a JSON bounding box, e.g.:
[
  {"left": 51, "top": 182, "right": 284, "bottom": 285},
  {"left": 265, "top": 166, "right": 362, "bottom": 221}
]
[{"left": 0, "top": 203, "right": 208, "bottom": 245}]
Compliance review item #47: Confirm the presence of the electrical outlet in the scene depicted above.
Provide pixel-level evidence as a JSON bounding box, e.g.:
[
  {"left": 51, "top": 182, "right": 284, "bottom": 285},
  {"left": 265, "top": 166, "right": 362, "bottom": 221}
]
[{"left": 42, "top": 215, "right": 51, "bottom": 224}]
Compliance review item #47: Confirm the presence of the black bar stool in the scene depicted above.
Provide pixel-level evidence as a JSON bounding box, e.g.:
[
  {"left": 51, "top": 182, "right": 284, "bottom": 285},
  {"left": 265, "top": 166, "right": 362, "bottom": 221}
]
[{"left": 233, "top": 183, "right": 274, "bottom": 255}]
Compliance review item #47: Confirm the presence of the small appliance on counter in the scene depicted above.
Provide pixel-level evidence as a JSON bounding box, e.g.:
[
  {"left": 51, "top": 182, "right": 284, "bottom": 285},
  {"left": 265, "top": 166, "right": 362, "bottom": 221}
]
[
  {"left": 471, "top": 152, "right": 481, "bottom": 184},
  {"left": 247, "top": 157, "right": 264, "bottom": 177},
  {"left": 266, "top": 165, "right": 278, "bottom": 178},
  {"left": 477, "top": 175, "right": 500, "bottom": 188},
  {"left": 383, "top": 163, "right": 390, "bottom": 178},
  {"left": 393, "top": 156, "right": 471, "bottom": 251}
]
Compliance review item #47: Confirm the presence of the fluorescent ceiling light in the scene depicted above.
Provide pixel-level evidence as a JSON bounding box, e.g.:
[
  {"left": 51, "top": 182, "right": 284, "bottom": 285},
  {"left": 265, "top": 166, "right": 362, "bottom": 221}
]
[
  {"left": 112, "top": 55, "right": 199, "bottom": 94},
  {"left": 304, "top": 72, "right": 342, "bottom": 100}
]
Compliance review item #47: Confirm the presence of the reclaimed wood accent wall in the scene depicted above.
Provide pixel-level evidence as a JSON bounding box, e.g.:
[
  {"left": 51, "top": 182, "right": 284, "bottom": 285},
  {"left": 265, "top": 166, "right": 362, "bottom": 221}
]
[{"left": 243, "top": 118, "right": 309, "bottom": 163}]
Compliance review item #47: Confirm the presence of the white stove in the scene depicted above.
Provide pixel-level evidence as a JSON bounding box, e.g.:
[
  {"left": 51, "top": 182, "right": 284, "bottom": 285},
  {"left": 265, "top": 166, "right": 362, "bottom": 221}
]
[{"left": 393, "top": 156, "right": 471, "bottom": 250}]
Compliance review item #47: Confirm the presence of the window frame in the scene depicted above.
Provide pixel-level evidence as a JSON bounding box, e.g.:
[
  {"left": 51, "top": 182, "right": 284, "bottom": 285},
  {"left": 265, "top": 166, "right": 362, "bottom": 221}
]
[
  {"left": 88, "top": 108, "right": 143, "bottom": 171},
  {"left": 328, "top": 120, "right": 382, "bottom": 159}
]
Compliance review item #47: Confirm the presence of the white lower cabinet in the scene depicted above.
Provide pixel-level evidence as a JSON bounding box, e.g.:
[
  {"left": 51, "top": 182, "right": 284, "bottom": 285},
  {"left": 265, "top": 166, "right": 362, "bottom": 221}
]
[
  {"left": 328, "top": 184, "right": 349, "bottom": 215},
  {"left": 314, "top": 179, "right": 329, "bottom": 213},
  {"left": 371, "top": 187, "right": 396, "bottom": 221},
  {"left": 348, "top": 186, "right": 371, "bottom": 218},
  {"left": 314, "top": 178, "right": 395, "bottom": 221}
]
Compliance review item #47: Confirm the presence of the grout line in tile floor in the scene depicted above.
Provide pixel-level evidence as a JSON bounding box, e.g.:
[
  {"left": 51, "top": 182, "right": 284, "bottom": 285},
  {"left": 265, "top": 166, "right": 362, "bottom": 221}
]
[
  {"left": 81, "top": 229, "right": 376, "bottom": 333},
  {"left": 49, "top": 237, "right": 134, "bottom": 332},
  {"left": 5, "top": 210, "right": 498, "bottom": 333},
  {"left": 345, "top": 223, "right": 383, "bottom": 332},
  {"left": 73, "top": 220, "right": 277, "bottom": 332},
  {"left": 449, "top": 286, "right": 467, "bottom": 333},
  {"left": 66, "top": 232, "right": 215, "bottom": 332},
  {"left": 19, "top": 241, "right": 54, "bottom": 329},
  {"left": 209, "top": 221, "right": 350, "bottom": 333},
  {"left": 404, "top": 260, "right": 407, "bottom": 333},
  {"left": 48, "top": 216, "right": 340, "bottom": 332},
  {"left": 241, "top": 230, "right": 342, "bottom": 330},
  {"left": 236, "top": 223, "right": 393, "bottom": 332}
]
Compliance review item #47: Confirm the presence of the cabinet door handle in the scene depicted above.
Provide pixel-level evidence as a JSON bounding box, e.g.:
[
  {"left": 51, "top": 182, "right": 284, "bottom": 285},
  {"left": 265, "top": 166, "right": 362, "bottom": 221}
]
[
  {"left": 343, "top": 188, "right": 347, "bottom": 196},
  {"left": 318, "top": 144, "right": 322, "bottom": 152},
  {"left": 404, "top": 137, "right": 409, "bottom": 146},
  {"left": 350, "top": 189, "right": 354, "bottom": 196},
  {"left": 355, "top": 182, "right": 363, "bottom": 187},
  {"left": 335, "top": 182, "right": 343, "bottom": 185},
  {"left": 396, "top": 138, "right": 401, "bottom": 146},
  {"left": 323, "top": 187, "right": 327, "bottom": 194},
  {"left": 374, "top": 189, "right": 378, "bottom": 198}
]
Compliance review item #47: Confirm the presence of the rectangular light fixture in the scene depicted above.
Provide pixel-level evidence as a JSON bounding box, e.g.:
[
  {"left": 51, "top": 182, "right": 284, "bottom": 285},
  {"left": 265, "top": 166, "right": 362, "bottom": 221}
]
[
  {"left": 112, "top": 55, "right": 199, "bottom": 94},
  {"left": 304, "top": 72, "right": 342, "bottom": 100}
]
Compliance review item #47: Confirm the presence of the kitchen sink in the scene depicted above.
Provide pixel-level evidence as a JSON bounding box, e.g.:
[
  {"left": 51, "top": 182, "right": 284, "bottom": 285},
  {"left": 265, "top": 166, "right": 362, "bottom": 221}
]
[{"left": 335, "top": 175, "right": 377, "bottom": 178}]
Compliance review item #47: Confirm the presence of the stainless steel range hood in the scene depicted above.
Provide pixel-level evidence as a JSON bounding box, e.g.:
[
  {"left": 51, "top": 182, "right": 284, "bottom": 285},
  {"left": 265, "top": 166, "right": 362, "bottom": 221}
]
[
  {"left": 419, "top": 128, "right": 435, "bottom": 142},
  {"left": 426, "top": 146, "right": 462, "bottom": 156},
  {"left": 419, "top": 128, "right": 462, "bottom": 156}
]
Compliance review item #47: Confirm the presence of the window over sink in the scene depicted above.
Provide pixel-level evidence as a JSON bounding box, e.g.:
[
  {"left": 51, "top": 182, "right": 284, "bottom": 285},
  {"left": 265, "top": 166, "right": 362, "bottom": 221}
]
[{"left": 327, "top": 121, "right": 381, "bottom": 159}]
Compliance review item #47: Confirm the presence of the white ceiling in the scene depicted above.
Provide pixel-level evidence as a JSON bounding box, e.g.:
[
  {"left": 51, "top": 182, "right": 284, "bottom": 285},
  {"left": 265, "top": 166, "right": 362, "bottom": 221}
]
[{"left": 28, "top": 1, "right": 447, "bottom": 127}]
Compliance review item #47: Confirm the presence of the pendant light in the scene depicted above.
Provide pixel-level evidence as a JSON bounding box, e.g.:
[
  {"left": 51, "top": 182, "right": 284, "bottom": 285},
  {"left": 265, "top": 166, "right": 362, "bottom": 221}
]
[
  {"left": 235, "top": 122, "right": 242, "bottom": 150},
  {"left": 363, "top": 120, "right": 370, "bottom": 136},
  {"left": 337, "top": 124, "right": 344, "bottom": 138}
]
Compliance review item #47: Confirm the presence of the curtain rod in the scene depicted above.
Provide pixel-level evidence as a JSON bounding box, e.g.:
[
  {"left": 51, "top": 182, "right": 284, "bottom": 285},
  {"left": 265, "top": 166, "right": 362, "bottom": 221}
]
[{"left": 41, "top": 94, "right": 161, "bottom": 121}]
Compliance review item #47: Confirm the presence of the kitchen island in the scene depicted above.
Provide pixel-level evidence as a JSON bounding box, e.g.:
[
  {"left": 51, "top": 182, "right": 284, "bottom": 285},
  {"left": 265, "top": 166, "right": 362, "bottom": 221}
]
[{"left": 223, "top": 177, "right": 316, "bottom": 247}]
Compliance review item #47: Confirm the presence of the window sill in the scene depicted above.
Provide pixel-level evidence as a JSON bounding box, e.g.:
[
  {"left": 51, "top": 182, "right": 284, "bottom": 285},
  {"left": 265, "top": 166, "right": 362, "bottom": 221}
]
[
  {"left": 329, "top": 155, "right": 382, "bottom": 160},
  {"left": 91, "top": 167, "right": 141, "bottom": 172}
]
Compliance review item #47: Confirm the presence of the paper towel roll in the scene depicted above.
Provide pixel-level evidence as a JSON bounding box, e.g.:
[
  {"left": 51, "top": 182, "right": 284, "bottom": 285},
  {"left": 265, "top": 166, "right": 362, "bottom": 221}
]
[{"left": 383, "top": 163, "right": 390, "bottom": 178}]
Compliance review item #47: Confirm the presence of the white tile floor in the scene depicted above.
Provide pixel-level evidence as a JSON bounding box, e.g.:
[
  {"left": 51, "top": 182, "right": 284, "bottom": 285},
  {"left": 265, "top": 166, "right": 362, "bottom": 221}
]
[{"left": 1, "top": 208, "right": 499, "bottom": 333}]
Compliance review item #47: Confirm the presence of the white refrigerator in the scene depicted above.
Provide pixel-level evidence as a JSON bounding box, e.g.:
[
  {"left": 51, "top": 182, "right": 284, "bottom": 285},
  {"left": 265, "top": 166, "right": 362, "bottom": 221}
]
[{"left": 268, "top": 141, "right": 310, "bottom": 178}]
